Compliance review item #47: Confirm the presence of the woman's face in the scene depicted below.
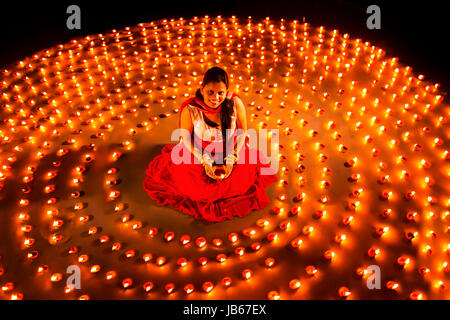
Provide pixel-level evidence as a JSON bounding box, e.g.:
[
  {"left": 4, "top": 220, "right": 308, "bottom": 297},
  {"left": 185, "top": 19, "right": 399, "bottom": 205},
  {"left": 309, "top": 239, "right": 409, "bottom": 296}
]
[{"left": 201, "top": 81, "right": 227, "bottom": 108}]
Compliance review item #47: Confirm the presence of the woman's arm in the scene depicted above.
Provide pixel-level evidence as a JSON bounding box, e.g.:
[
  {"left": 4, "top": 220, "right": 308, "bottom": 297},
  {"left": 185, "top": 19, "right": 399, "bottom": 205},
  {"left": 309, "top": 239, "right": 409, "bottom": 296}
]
[
  {"left": 180, "top": 106, "right": 205, "bottom": 164},
  {"left": 232, "top": 96, "right": 247, "bottom": 158}
]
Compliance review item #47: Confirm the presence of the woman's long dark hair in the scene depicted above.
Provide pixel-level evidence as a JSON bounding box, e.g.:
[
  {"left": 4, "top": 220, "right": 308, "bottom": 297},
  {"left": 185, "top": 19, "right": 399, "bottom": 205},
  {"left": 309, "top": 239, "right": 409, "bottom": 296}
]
[{"left": 196, "top": 66, "right": 234, "bottom": 164}]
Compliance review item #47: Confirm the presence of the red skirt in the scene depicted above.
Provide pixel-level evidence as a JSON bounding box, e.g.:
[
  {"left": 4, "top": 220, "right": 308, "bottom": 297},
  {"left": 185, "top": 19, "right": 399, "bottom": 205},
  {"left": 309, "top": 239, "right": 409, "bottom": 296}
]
[{"left": 143, "top": 135, "right": 278, "bottom": 223}]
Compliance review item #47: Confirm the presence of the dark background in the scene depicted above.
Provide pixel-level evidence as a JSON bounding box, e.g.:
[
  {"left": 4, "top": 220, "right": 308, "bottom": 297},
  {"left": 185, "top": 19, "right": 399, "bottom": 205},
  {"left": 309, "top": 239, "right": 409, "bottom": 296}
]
[{"left": 1, "top": 0, "right": 449, "bottom": 90}]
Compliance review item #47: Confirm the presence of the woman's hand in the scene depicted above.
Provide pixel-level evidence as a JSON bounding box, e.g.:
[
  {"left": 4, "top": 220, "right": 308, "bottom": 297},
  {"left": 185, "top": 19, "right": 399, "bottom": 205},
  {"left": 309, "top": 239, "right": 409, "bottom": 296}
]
[
  {"left": 204, "top": 163, "right": 219, "bottom": 180},
  {"left": 222, "top": 163, "right": 234, "bottom": 179}
]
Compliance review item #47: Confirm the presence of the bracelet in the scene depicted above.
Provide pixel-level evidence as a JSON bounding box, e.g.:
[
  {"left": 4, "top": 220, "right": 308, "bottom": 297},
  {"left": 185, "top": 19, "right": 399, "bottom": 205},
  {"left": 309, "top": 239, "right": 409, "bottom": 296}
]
[
  {"left": 201, "top": 153, "right": 214, "bottom": 166},
  {"left": 225, "top": 153, "right": 238, "bottom": 164}
]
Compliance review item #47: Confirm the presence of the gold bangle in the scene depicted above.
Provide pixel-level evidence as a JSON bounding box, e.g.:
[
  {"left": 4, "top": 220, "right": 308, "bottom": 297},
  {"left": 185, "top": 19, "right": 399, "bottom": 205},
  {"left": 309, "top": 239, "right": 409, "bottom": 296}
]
[
  {"left": 225, "top": 153, "right": 238, "bottom": 164},
  {"left": 202, "top": 154, "right": 214, "bottom": 166}
]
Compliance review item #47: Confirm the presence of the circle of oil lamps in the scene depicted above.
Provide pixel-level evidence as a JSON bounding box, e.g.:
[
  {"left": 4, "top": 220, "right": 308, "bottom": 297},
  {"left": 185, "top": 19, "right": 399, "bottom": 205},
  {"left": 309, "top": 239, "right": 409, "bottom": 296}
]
[{"left": 0, "top": 15, "right": 447, "bottom": 300}]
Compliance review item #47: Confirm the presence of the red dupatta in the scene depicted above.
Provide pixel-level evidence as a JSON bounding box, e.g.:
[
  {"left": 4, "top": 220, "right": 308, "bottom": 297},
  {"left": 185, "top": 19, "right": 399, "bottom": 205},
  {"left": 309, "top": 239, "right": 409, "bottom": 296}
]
[{"left": 178, "top": 90, "right": 240, "bottom": 128}]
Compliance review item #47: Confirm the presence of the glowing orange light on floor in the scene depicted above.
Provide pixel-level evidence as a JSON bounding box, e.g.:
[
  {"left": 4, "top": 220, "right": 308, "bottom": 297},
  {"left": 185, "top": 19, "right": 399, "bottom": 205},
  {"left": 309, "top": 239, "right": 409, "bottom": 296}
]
[{"left": 0, "top": 14, "right": 448, "bottom": 300}]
